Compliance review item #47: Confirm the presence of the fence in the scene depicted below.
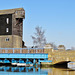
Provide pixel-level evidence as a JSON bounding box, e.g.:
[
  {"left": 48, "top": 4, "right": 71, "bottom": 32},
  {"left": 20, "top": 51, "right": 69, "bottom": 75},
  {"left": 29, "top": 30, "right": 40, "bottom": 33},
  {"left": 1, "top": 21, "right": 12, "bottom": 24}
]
[{"left": 0, "top": 48, "right": 44, "bottom": 53}]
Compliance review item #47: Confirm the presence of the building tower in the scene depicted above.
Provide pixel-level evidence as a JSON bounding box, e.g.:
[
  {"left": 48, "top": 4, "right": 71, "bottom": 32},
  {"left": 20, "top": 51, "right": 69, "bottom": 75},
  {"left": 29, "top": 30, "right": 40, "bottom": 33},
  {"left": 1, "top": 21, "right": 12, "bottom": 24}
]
[{"left": 0, "top": 8, "right": 25, "bottom": 48}]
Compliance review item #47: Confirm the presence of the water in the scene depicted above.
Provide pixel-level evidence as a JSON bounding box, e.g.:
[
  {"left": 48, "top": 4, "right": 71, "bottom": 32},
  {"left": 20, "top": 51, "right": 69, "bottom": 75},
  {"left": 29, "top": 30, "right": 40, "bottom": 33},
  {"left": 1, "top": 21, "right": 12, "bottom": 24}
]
[{"left": 0, "top": 66, "right": 75, "bottom": 75}]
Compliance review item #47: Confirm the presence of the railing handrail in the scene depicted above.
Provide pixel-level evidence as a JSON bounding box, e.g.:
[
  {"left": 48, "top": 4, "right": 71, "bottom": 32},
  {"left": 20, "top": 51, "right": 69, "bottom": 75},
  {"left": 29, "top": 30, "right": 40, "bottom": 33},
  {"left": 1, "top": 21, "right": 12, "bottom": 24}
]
[{"left": 0, "top": 48, "right": 44, "bottom": 50}]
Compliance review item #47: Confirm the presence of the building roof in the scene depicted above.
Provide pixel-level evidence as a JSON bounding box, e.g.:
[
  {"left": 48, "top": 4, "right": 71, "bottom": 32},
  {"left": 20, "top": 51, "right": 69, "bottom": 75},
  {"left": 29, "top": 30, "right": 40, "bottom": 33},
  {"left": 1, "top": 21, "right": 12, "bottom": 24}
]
[
  {"left": 0, "top": 8, "right": 25, "bottom": 15},
  {"left": 58, "top": 45, "right": 65, "bottom": 47}
]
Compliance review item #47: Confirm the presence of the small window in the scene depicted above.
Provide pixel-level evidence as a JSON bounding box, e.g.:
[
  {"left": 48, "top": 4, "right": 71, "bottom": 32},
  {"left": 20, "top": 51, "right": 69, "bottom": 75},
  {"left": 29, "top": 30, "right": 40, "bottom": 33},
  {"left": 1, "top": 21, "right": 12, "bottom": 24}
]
[
  {"left": 5, "top": 38, "right": 9, "bottom": 41},
  {"left": 6, "top": 28, "right": 9, "bottom": 32},
  {"left": 6, "top": 18, "right": 9, "bottom": 24}
]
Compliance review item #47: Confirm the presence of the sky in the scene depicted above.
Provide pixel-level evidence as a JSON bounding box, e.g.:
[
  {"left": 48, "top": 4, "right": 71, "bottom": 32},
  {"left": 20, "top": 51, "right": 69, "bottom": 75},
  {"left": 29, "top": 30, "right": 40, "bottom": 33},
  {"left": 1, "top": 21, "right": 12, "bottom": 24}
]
[{"left": 0, "top": 0, "right": 75, "bottom": 49}]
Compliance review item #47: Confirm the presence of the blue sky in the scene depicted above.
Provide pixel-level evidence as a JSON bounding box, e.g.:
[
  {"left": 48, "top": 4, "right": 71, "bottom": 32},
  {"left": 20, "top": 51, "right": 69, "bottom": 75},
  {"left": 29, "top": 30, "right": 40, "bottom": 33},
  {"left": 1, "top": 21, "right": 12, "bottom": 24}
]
[{"left": 0, "top": 0, "right": 75, "bottom": 49}]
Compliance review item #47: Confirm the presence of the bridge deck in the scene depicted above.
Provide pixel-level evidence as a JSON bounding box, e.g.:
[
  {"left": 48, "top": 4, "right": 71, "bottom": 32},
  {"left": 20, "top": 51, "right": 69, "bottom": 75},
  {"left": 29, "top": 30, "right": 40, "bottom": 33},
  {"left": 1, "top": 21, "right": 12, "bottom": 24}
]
[{"left": 0, "top": 48, "right": 52, "bottom": 63}]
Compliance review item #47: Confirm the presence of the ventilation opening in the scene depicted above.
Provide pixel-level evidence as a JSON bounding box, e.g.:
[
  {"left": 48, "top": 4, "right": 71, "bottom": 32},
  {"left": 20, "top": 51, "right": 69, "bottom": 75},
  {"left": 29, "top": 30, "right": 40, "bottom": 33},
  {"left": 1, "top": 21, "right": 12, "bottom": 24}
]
[
  {"left": 16, "top": 18, "right": 23, "bottom": 25},
  {"left": 5, "top": 38, "right": 9, "bottom": 41}
]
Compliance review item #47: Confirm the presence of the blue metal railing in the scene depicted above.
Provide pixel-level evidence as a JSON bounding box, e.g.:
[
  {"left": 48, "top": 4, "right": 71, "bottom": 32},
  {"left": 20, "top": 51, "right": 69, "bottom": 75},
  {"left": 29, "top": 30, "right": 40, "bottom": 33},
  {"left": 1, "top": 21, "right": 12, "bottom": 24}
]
[{"left": 0, "top": 53, "right": 48, "bottom": 59}]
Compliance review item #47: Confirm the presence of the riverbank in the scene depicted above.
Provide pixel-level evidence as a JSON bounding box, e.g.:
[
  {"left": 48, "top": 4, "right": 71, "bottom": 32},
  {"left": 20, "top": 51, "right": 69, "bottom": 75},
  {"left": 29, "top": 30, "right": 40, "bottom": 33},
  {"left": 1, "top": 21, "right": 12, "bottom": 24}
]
[{"left": 41, "top": 62, "right": 53, "bottom": 68}]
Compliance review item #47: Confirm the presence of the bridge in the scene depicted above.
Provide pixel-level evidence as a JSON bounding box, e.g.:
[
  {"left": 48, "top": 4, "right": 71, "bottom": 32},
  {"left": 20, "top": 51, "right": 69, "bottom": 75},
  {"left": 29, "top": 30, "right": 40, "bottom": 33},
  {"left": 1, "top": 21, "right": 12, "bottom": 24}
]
[
  {"left": 45, "top": 48, "right": 75, "bottom": 64},
  {"left": 52, "top": 50, "right": 75, "bottom": 64},
  {"left": 0, "top": 48, "right": 74, "bottom": 65},
  {"left": 0, "top": 48, "right": 51, "bottom": 65}
]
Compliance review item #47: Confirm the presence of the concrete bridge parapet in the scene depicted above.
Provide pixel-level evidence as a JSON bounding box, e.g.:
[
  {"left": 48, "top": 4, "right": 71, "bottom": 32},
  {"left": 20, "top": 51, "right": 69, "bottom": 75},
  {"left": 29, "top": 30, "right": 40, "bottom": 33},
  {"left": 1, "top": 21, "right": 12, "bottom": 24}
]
[{"left": 44, "top": 47, "right": 75, "bottom": 64}]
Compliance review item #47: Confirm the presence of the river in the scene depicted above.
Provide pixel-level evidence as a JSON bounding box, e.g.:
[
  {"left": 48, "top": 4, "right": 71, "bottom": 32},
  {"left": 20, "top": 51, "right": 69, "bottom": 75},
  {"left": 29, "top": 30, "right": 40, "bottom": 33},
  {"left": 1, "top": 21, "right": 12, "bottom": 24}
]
[{"left": 0, "top": 66, "right": 75, "bottom": 75}]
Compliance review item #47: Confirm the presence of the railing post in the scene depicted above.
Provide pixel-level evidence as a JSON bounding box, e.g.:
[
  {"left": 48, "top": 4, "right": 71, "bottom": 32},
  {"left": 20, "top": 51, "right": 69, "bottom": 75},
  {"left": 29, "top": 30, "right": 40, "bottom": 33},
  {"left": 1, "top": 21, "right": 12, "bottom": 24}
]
[
  {"left": 13, "top": 48, "right": 14, "bottom": 53},
  {"left": 34, "top": 49, "right": 35, "bottom": 53},
  {"left": 28, "top": 48, "right": 29, "bottom": 53},
  {"left": 20, "top": 48, "right": 22, "bottom": 53},
  {"left": 33, "top": 49, "right": 35, "bottom": 53},
  {"left": 43, "top": 48, "right": 44, "bottom": 53},
  {"left": 5, "top": 48, "right": 7, "bottom": 53},
  {"left": 0, "top": 48, "right": 2, "bottom": 53},
  {"left": 34, "top": 49, "right": 36, "bottom": 53},
  {"left": 36, "top": 49, "right": 37, "bottom": 53}
]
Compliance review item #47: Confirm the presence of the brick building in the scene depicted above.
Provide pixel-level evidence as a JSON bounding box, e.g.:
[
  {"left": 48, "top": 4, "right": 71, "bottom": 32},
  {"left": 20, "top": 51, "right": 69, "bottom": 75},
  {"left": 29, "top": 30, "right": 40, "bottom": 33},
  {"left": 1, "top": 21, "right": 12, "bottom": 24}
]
[{"left": 0, "top": 8, "right": 25, "bottom": 48}]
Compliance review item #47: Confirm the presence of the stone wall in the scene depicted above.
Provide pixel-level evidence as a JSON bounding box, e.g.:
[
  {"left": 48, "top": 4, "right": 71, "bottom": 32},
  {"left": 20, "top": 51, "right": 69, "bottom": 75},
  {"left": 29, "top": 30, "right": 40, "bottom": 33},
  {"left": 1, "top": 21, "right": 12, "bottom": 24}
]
[
  {"left": 44, "top": 48, "right": 75, "bottom": 64},
  {"left": 0, "top": 35, "right": 22, "bottom": 48}
]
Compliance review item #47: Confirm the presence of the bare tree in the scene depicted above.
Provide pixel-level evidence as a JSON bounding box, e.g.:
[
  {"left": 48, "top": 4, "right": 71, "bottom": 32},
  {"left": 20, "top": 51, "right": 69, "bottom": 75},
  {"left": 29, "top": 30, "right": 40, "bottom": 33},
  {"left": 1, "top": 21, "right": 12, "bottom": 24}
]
[
  {"left": 50, "top": 42, "right": 57, "bottom": 49},
  {"left": 31, "top": 26, "right": 46, "bottom": 48}
]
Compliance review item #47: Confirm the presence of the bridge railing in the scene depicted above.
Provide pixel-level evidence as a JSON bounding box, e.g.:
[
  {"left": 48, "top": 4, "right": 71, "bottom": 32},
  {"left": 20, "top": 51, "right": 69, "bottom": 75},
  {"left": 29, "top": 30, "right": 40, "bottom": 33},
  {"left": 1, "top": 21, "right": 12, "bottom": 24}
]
[{"left": 0, "top": 48, "right": 44, "bottom": 53}]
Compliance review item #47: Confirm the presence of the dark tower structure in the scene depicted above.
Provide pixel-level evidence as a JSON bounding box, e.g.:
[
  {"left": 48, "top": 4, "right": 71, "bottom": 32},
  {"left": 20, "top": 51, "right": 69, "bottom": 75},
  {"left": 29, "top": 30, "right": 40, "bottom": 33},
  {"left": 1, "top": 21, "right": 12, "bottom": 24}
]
[{"left": 0, "top": 8, "right": 25, "bottom": 48}]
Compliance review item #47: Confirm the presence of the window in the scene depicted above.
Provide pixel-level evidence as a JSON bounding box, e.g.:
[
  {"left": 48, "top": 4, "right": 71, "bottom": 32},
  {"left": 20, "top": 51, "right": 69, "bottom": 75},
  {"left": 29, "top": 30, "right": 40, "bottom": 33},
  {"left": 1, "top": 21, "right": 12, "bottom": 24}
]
[
  {"left": 5, "top": 38, "right": 9, "bottom": 41},
  {"left": 6, "top": 28, "right": 9, "bottom": 32},
  {"left": 6, "top": 18, "right": 9, "bottom": 24}
]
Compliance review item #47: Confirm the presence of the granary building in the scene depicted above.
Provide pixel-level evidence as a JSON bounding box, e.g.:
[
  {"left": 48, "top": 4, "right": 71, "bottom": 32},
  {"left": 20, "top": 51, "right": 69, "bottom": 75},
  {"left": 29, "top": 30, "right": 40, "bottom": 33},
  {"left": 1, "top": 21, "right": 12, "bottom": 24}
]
[{"left": 0, "top": 8, "right": 25, "bottom": 48}]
